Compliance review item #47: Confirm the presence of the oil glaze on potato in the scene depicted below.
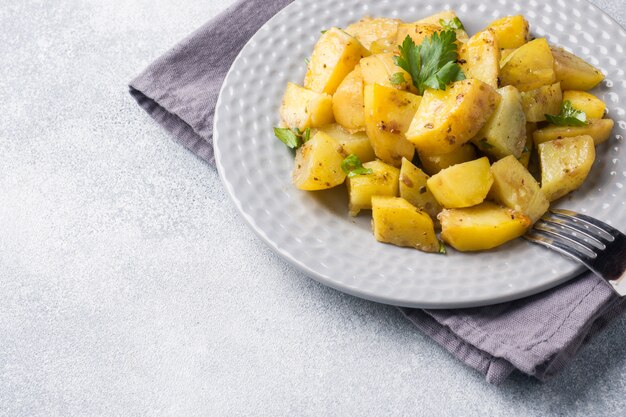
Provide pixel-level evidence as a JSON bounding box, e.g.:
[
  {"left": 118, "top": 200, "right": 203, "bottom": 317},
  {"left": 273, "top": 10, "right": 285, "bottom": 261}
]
[
  {"left": 439, "top": 202, "right": 531, "bottom": 251},
  {"left": 372, "top": 196, "right": 440, "bottom": 253},
  {"left": 292, "top": 132, "right": 346, "bottom": 190},
  {"left": 551, "top": 46, "right": 605, "bottom": 91},
  {"left": 280, "top": 83, "right": 334, "bottom": 130},
  {"left": 489, "top": 155, "right": 549, "bottom": 223},
  {"left": 347, "top": 160, "right": 399, "bottom": 216},
  {"left": 363, "top": 83, "right": 421, "bottom": 166},
  {"left": 399, "top": 158, "right": 442, "bottom": 222},
  {"left": 500, "top": 38, "right": 555, "bottom": 92},
  {"left": 533, "top": 119, "right": 614, "bottom": 146},
  {"left": 538, "top": 135, "right": 596, "bottom": 202},
  {"left": 458, "top": 29, "right": 500, "bottom": 89},
  {"left": 332, "top": 65, "right": 366, "bottom": 132},
  {"left": 405, "top": 79, "right": 500, "bottom": 155},
  {"left": 304, "top": 28, "right": 369, "bottom": 95},
  {"left": 426, "top": 157, "right": 494, "bottom": 208}
]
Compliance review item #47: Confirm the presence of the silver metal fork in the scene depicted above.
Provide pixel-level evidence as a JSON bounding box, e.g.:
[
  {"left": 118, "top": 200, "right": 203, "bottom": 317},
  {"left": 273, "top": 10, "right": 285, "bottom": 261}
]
[{"left": 524, "top": 209, "right": 626, "bottom": 296}]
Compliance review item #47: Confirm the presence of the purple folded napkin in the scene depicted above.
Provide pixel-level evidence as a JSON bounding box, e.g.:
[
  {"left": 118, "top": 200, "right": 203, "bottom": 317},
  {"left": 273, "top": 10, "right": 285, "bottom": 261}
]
[{"left": 129, "top": 0, "right": 626, "bottom": 384}]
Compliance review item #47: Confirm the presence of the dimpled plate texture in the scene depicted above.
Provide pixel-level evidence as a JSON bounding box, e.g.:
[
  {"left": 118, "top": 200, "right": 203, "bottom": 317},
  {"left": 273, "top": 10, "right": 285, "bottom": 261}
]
[{"left": 214, "top": 0, "right": 626, "bottom": 308}]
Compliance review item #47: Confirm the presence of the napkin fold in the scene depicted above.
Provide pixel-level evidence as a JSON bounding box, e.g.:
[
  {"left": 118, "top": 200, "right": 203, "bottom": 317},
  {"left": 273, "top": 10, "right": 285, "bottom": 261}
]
[{"left": 129, "top": 0, "right": 626, "bottom": 384}]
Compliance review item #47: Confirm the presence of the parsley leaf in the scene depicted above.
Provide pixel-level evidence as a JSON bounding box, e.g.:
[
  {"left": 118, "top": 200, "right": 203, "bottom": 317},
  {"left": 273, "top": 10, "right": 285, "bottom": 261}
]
[
  {"left": 545, "top": 101, "right": 588, "bottom": 126},
  {"left": 394, "top": 31, "right": 465, "bottom": 95},
  {"left": 438, "top": 240, "right": 447, "bottom": 254},
  {"left": 439, "top": 17, "right": 465, "bottom": 31},
  {"left": 341, "top": 154, "right": 373, "bottom": 177},
  {"left": 389, "top": 72, "right": 406, "bottom": 85},
  {"left": 273, "top": 127, "right": 310, "bottom": 149}
]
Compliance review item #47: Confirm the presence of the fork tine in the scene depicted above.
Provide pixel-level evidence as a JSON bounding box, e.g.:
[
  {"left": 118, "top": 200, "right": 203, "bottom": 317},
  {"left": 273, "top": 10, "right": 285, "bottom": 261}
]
[
  {"left": 534, "top": 221, "right": 603, "bottom": 253},
  {"left": 524, "top": 229, "right": 596, "bottom": 264},
  {"left": 550, "top": 209, "right": 617, "bottom": 241},
  {"left": 537, "top": 216, "right": 607, "bottom": 249}
]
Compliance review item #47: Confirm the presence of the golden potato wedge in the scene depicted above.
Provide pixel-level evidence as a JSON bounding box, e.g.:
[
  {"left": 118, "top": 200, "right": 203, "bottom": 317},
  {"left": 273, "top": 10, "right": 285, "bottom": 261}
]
[
  {"left": 304, "top": 28, "right": 369, "bottom": 95},
  {"left": 458, "top": 29, "right": 500, "bottom": 89},
  {"left": 520, "top": 82, "right": 563, "bottom": 123},
  {"left": 500, "top": 38, "right": 555, "bottom": 92},
  {"left": 538, "top": 135, "right": 596, "bottom": 202},
  {"left": 280, "top": 82, "right": 334, "bottom": 129},
  {"left": 500, "top": 48, "right": 516, "bottom": 63},
  {"left": 426, "top": 157, "right": 493, "bottom": 208},
  {"left": 292, "top": 131, "right": 346, "bottom": 190},
  {"left": 395, "top": 23, "right": 441, "bottom": 46},
  {"left": 364, "top": 84, "right": 421, "bottom": 167},
  {"left": 563, "top": 91, "right": 606, "bottom": 119},
  {"left": 533, "top": 118, "right": 614, "bottom": 146},
  {"left": 489, "top": 155, "right": 549, "bottom": 223},
  {"left": 359, "top": 53, "right": 413, "bottom": 91},
  {"left": 415, "top": 10, "right": 469, "bottom": 42},
  {"left": 406, "top": 79, "right": 500, "bottom": 155},
  {"left": 372, "top": 196, "right": 440, "bottom": 253},
  {"left": 473, "top": 85, "right": 526, "bottom": 159},
  {"left": 314, "top": 124, "right": 375, "bottom": 163},
  {"left": 485, "top": 15, "right": 530, "bottom": 49},
  {"left": 369, "top": 38, "right": 396, "bottom": 54},
  {"left": 344, "top": 17, "right": 400, "bottom": 51},
  {"left": 439, "top": 202, "right": 531, "bottom": 251},
  {"left": 347, "top": 159, "right": 400, "bottom": 216},
  {"left": 332, "top": 65, "right": 365, "bottom": 131},
  {"left": 399, "top": 158, "right": 443, "bottom": 222},
  {"left": 551, "top": 46, "right": 605, "bottom": 91},
  {"left": 418, "top": 144, "right": 477, "bottom": 176}
]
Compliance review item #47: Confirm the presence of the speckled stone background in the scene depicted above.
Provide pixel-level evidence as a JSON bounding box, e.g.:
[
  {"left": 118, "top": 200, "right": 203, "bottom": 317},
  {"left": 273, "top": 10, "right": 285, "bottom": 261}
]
[{"left": 1, "top": 1, "right": 625, "bottom": 416}]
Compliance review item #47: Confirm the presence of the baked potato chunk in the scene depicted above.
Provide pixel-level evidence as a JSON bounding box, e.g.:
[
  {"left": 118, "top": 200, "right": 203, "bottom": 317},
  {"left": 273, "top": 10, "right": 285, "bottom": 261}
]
[
  {"left": 314, "top": 124, "right": 375, "bottom": 163},
  {"left": 473, "top": 85, "right": 526, "bottom": 159},
  {"left": 500, "top": 38, "right": 555, "bottom": 92},
  {"left": 439, "top": 202, "right": 531, "bottom": 251},
  {"left": 364, "top": 83, "right": 421, "bottom": 166},
  {"left": 426, "top": 157, "right": 493, "bottom": 208},
  {"left": 292, "top": 131, "right": 346, "bottom": 190},
  {"left": 538, "top": 135, "right": 596, "bottom": 202},
  {"left": 304, "top": 28, "right": 369, "bottom": 95},
  {"left": 563, "top": 91, "right": 606, "bottom": 119},
  {"left": 344, "top": 17, "right": 400, "bottom": 51},
  {"left": 395, "top": 23, "right": 441, "bottom": 46},
  {"left": 520, "top": 82, "right": 563, "bottom": 123},
  {"left": 360, "top": 53, "right": 413, "bottom": 91},
  {"left": 415, "top": 10, "right": 469, "bottom": 42},
  {"left": 332, "top": 65, "right": 365, "bottom": 131},
  {"left": 489, "top": 155, "right": 549, "bottom": 223},
  {"left": 418, "top": 144, "right": 477, "bottom": 175},
  {"left": 347, "top": 159, "right": 400, "bottom": 216},
  {"left": 458, "top": 29, "right": 500, "bottom": 89},
  {"left": 406, "top": 79, "right": 500, "bottom": 155},
  {"left": 533, "top": 119, "right": 614, "bottom": 146},
  {"left": 280, "top": 82, "right": 334, "bottom": 129},
  {"left": 372, "top": 196, "right": 440, "bottom": 252},
  {"left": 551, "top": 46, "right": 605, "bottom": 91},
  {"left": 399, "top": 158, "right": 442, "bottom": 222},
  {"left": 485, "top": 15, "right": 530, "bottom": 49}
]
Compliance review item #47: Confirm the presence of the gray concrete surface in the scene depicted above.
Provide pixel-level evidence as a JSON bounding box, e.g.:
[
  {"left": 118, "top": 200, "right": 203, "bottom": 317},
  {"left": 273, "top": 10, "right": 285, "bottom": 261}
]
[{"left": 1, "top": 1, "right": 625, "bottom": 416}]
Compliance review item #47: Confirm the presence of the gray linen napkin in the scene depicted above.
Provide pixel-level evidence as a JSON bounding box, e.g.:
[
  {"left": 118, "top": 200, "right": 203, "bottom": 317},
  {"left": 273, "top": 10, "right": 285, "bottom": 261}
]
[{"left": 129, "top": 0, "right": 626, "bottom": 384}]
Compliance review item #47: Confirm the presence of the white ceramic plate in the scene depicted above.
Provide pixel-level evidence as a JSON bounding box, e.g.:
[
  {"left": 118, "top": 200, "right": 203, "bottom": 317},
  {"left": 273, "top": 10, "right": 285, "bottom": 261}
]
[{"left": 214, "top": 0, "right": 626, "bottom": 308}]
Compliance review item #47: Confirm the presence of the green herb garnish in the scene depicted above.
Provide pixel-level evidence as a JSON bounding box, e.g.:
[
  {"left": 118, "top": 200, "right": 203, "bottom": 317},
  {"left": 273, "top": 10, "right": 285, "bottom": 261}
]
[
  {"left": 389, "top": 72, "right": 406, "bottom": 85},
  {"left": 438, "top": 240, "right": 447, "bottom": 254},
  {"left": 394, "top": 31, "right": 465, "bottom": 95},
  {"left": 439, "top": 17, "right": 465, "bottom": 31},
  {"left": 545, "top": 101, "right": 588, "bottom": 126},
  {"left": 341, "top": 154, "right": 373, "bottom": 177},
  {"left": 273, "top": 127, "right": 311, "bottom": 149}
]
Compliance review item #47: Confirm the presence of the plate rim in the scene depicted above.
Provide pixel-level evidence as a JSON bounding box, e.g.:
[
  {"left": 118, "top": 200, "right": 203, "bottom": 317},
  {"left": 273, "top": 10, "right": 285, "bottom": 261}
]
[{"left": 213, "top": 0, "right": 624, "bottom": 308}]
